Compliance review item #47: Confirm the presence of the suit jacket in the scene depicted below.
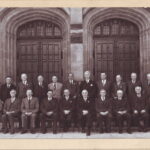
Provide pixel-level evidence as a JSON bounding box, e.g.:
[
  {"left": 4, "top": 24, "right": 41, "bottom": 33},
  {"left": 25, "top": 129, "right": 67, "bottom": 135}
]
[
  {"left": 17, "top": 81, "right": 33, "bottom": 99},
  {"left": 79, "top": 80, "right": 98, "bottom": 99},
  {"left": 0, "top": 100, "right": 3, "bottom": 113},
  {"left": 143, "top": 81, "right": 150, "bottom": 99},
  {"left": 97, "top": 80, "right": 111, "bottom": 97},
  {"left": 132, "top": 94, "right": 148, "bottom": 112},
  {"left": 95, "top": 97, "right": 112, "bottom": 113},
  {"left": 127, "top": 80, "right": 142, "bottom": 97},
  {"left": 48, "top": 82, "right": 63, "bottom": 100},
  {"left": 63, "top": 80, "right": 79, "bottom": 98},
  {"left": 112, "top": 82, "right": 127, "bottom": 98},
  {"left": 21, "top": 97, "right": 39, "bottom": 114},
  {"left": 3, "top": 98, "right": 20, "bottom": 114},
  {"left": 33, "top": 82, "right": 47, "bottom": 101},
  {"left": 0, "top": 83, "right": 16, "bottom": 101},
  {"left": 40, "top": 97, "right": 58, "bottom": 115},
  {"left": 112, "top": 97, "right": 130, "bottom": 113}
]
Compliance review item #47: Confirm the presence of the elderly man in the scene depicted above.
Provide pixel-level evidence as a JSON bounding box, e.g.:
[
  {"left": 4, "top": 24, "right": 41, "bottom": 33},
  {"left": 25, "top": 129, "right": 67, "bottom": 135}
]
[
  {"left": 60, "top": 89, "right": 75, "bottom": 132},
  {"left": 0, "top": 76, "right": 16, "bottom": 102},
  {"left": 95, "top": 89, "right": 112, "bottom": 133},
  {"left": 2, "top": 89, "right": 20, "bottom": 134},
  {"left": 78, "top": 89, "right": 93, "bottom": 136},
  {"left": 97, "top": 73, "right": 111, "bottom": 97},
  {"left": 40, "top": 90, "right": 58, "bottom": 134},
  {"left": 112, "top": 74, "right": 127, "bottom": 98},
  {"left": 33, "top": 75, "right": 47, "bottom": 103},
  {"left": 21, "top": 89, "right": 39, "bottom": 134},
  {"left": 132, "top": 86, "right": 149, "bottom": 132},
  {"left": 113, "top": 90, "right": 131, "bottom": 134},
  {"left": 17, "top": 73, "right": 33, "bottom": 100},
  {"left": 48, "top": 76, "right": 63, "bottom": 100}
]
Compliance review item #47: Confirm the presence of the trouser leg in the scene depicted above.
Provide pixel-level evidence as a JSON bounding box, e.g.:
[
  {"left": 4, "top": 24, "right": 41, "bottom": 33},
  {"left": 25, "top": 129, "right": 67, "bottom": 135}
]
[
  {"left": 21, "top": 114, "right": 28, "bottom": 130},
  {"left": 30, "top": 113, "right": 36, "bottom": 129}
]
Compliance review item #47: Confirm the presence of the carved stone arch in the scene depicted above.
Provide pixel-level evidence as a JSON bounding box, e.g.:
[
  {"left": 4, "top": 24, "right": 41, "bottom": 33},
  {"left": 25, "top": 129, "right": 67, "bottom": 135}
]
[
  {"left": 83, "top": 7, "right": 150, "bottom": 81},
  {"left": 0, "top": 8, "right": 70, "bottom": 82}
]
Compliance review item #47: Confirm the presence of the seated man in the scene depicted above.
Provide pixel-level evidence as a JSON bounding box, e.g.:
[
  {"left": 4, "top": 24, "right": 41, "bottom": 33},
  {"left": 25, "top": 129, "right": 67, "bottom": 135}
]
[
  {"left": 60, "top": 89, "right": 74, "bottom": 132},
  {"left": 132, "top": 86, "right": 149, "bottom": 132},
  {"left": 21, "top": 89, "right": 39, "bottom": 134},
  {"left": 2, "top": 89, "right": 20, "bottom": 134},
  {"left": 95, "top": 89, "right": 112, "bottom": 133},
  {"left": 40, "top": 90, "right": 58, "bottom": 134},
  {"left": 113, "top": 90, "right": 131, "bottom": 134},
  {"left": 77, "top": 89, "right": 93, "bottom": 136}
]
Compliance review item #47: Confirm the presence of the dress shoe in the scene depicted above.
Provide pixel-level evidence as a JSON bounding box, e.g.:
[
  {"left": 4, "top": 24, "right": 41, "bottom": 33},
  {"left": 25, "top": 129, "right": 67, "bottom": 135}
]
[
  {"left": 41, "top": 129, "right": 46, "bottom": 134},
  {"left": 21, "top": 129, "right": 27, "bottom": 134},
  {"left": 31, "top": 128, "right": 36, "bottom": 134}
]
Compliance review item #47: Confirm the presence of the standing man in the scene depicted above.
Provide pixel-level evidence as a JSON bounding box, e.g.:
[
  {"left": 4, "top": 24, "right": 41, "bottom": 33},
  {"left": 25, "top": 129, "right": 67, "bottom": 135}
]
[
  {"left": 21, "top": 89, "right": 39, "bottom": 134},
  {"left": 132, "top": 86, "right": 149, "bottom": 132},
  {"left": 48, "top": 76, "right": 63, "bottom": 100},
  {"left": 63, "top": 73, "right": 79, "bottom": 126},
  {"left": 2, "top": 89, "right": 20, "bottom": 134},
  {"left": 40, "top": 90, "right": 58, "bottom": 134},
  {"left": 17, "top": 73, "right": 33, "bottom": 100},
  {"left": 60, "top": 89, "right": 74, "bottom": 132},
  {"left": 144, "top": 73, "right": 150, "bottom": 99},
  {"left": 78, "top": 90, "right": 93, "bottom": 136},
  {"left": 97, "top": 73, "right": 111, "bottom": 97},
  {"left": 95, "top": 89, "right": 112, "bottom": 133},
  {"left": 0, "top": 76, "right": 16, "bottom": 102},
  {"left": 112, "top": 90, "right": 131, "bottom": 134},
  {"left": 127, "top": 73, "right": 142, "bottom": 108},
  {"left": 112, "top": 74, "right": 127, "bottom": 98},
  {"left": 33, "top": 75, "right": 47, "bottom": 103}
]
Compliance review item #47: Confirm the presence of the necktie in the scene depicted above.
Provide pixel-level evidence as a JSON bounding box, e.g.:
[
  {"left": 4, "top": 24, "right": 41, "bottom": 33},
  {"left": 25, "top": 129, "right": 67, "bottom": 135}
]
[
  {"left": 53, "top": 83, "right": 56, "bottom": 90},
  {"left": 28, "top": 98, "right": 31, "bottom": 109}
]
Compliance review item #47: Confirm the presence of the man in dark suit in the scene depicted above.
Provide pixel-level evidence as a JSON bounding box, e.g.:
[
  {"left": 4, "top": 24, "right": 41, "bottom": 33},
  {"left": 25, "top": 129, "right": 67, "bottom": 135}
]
[
  {"left": 95, "top": 89, "right": 112, "bottom": 133},
  {"left": 77, "top": 89, "right": 93, "bottom": 136},
  {"left": 40, "top": 90, "right": 58, "bottom": 134},
  {"left": 63, "top": 73, "right": 79, "bottom": 126},
  {"left": 97, "top": 73, "right": 111, "bottom": 97},
  {"left": 112, "top": 74, "right": 127, "bottom": 98},
  {"left": 33, "top": 75, "right": 47, "bottom": 103},
  {"left": 21, "top": 89, "right": 39, "bottom": 134},
  {"left": 2, "top": 89, "right": 20, "bottom": 134},
  {"left": 127, "top": 73, "right": 142, "bottom": 108},
  {"left": 143, "top": 73, "right": 150, "bottom": 99},
  {"left": 132, "top": 86, "right": 149, "bottom": 132},
  {"left": 0, "top": 76, "right": 16, "bottom": 102},
  {"left": 113, "top": 90, "right": 131, "bottom": 134},
  {"left": 17, "top": 73, "right": 33, "bottom": 100},
  {"left": 60, "top": 89, "right": 74, "bottom": 132}
]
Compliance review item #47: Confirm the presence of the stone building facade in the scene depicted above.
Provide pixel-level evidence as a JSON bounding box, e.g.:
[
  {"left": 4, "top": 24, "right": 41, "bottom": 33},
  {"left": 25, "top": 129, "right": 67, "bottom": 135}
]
[{"left": 0, "top": 7, "right": 150, "bottom": 83}]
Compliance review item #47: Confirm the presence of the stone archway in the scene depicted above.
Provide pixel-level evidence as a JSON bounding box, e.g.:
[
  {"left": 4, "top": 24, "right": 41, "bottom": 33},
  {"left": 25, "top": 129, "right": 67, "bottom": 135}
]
[
  {"left": 0, "top": 8, "right": 70, "bottom": 82},
  {"left": 83, "top": 8, "right": 150, "bottom": 81}
]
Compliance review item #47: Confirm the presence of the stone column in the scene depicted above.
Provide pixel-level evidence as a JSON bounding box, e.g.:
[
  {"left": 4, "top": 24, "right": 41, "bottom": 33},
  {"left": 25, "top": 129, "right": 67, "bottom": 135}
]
[{"left": 70, "top": 8, "right": 83, "bottom": 81}]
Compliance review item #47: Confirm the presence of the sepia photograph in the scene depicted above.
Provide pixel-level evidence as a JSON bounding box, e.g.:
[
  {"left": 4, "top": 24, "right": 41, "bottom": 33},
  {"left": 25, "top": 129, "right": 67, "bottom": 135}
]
[{"left": 0, "top": 6, "right": 150, "bottom": 142}]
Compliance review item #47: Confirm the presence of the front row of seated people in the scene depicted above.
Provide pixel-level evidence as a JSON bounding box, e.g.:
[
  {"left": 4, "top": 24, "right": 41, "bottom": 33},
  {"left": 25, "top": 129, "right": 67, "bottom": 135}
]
[{"left": 0, "top": 85, "right": 149, "bottom": 136}]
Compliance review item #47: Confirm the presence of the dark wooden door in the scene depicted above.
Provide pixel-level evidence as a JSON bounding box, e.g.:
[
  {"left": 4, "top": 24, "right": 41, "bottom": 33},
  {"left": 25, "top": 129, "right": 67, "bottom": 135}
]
[
  {"left": 17, "top": 20, "right": 62, "bottom": 83},
  {"left": 93, "top": 18, "right": 139, "bottom": 81}
]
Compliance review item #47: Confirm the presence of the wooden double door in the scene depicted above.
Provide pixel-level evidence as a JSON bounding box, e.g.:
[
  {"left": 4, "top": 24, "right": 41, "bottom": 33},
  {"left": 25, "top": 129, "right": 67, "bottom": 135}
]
[
  {"left": 17, "top": 40, "right": 62, "bottom": 83},
  {"left": 93, "top": 18, "right": 140, "bottom": 81}
]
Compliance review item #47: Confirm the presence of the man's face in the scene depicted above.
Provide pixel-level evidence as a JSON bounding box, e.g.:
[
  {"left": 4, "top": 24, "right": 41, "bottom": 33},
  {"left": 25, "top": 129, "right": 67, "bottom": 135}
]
[
  {"left": 47, "top": 91, "right": 53, "bottom": 97},
  {"left": 82, "top": 90, "right": 88, "bottom": 97},
  {"left": 68, "top": 74, "right": 74, "bottom": 81},
  {"left": 147, "top": 74, "right": 150, "bottom": 81},
  {"left": 100, "top": 73, "right": 106, "bottom": 80},
  {"left": 52, "top": 76, "right": 57, "bottom": 83},
  {"left": 10, "top": 90, "right": 16, "bottom": 97},
  {"left": 64, "top": 89, "right": 70, "bottom": 97},
  {"left": 100, "top": 90, "right": 106, "bottom": 97},
  {"left": 6, "top": 77, "right": 12, "bottom": 84},
  {"left": 84, "top": 71, "right": 90, "bottom": 79},
  {"left": 135, "top": 87, "right": 141, "bottom": 94},
  {"left": 117, "top": 91, "right": 123, "bottom": 98},
  {"left": 21, "top": 74, "right": 27, "bottom": 81},
  {"left": 116, "top": 75, "right": 121, "bottom": 82},
  {"left": 131, "top": 73, "right": 137, "bottom": 80},
  {"left": 38, "top": 76, "right": 44, "bottom": 82},
  {"left": 26, "top": 90, "right": 32, "bottom": 97}
]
